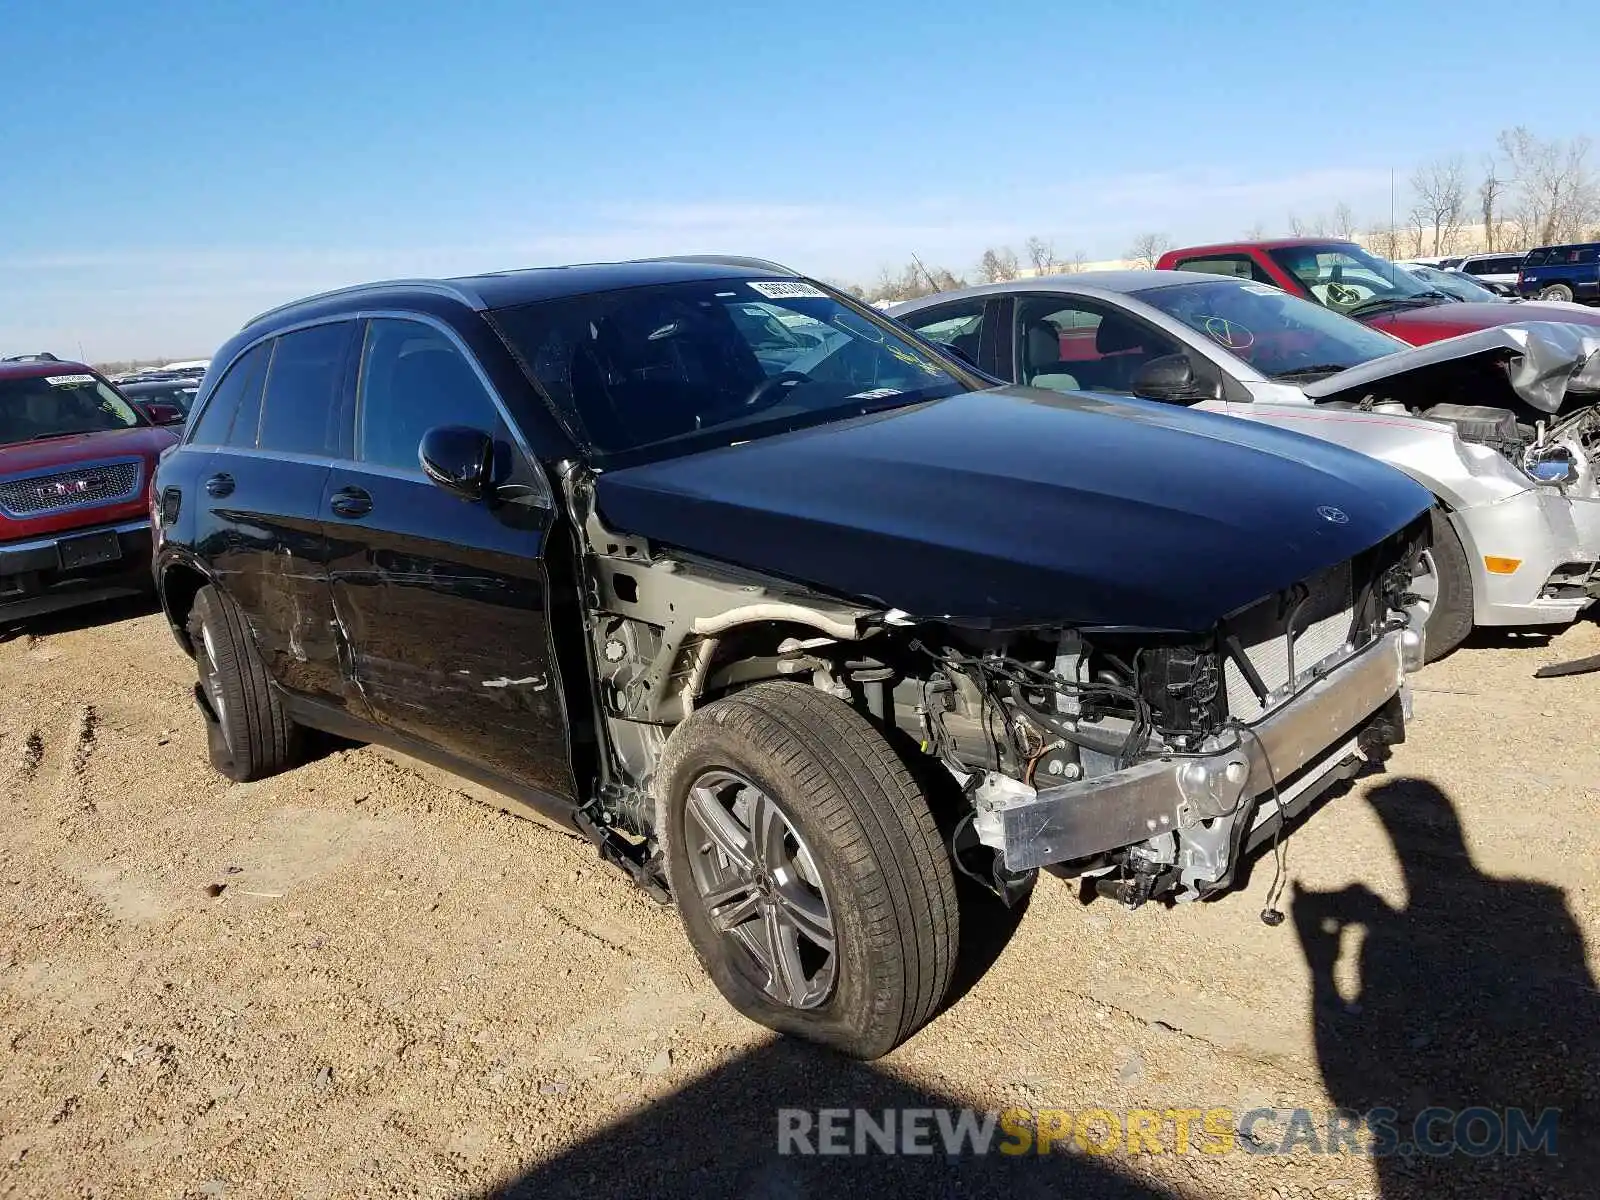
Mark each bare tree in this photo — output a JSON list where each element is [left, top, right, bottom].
[[977, 245, 1021, 283], [1126, 232, 1172, 269], [1408, 156, 1467, 255], [1478, 155, 1510, 252], [1242, 220, 1268, 240], [1068, 249, 1088, 273], [1499, 126, 1599, 245], [1366, 223, 1404, 260], [1288, 212, 1328, 237], [1331, 202, 1358, 240], [1024, 236, 1057, 275], [867, 259, 968, 303]]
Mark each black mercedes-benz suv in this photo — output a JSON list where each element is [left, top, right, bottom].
[[153, 255, 1430, 1056]]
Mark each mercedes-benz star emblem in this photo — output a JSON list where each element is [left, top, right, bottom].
[[1317, 505, 1349, 525]]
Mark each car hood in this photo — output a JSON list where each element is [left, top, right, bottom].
[[0, 424, 179, 475], [595, 387, 1431, 631], [1304, 321, 1600, 413], [1365, 300, 1600, 344]]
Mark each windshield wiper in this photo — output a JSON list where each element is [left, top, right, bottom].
[[28, 430, 87, 442], [1346, 294, 1447, 317], [1270, 364, 1352, 381]]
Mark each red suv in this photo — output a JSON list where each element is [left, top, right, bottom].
[[1156, 238, 1600, 345], [1, 357, 181, 622]]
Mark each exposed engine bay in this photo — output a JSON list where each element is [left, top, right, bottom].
[[1309, 322, 1600, 495], [560, 466, 1428, 911]]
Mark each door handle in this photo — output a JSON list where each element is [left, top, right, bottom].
[[204, 473, 234, 498], [329, 486, 373, 519]]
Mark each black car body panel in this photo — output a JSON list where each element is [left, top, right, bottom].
[[595, 385, 1434, 631]]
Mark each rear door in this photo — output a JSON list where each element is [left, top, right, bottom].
[[322, 316, 575, 801], [190, 322, 357, 711]]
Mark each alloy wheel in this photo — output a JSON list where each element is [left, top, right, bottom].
[[683, 769, 837, 1010]]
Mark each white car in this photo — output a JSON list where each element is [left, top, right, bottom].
[[892, 272, 1600, 659], [1453, 253, 1527, 292]]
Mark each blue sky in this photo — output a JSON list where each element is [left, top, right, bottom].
[[1, 0, 1592, 360]]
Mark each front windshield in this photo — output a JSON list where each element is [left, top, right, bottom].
[[1266, 242, 1446, 315], [1405, 264, 1499, 302], [1131, 278, 1410, 380], [491, 278, 974, 462], [0, 372, 144, 447]]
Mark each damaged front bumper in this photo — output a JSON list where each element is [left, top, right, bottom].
[[971, 626, 1418, 896], [1451, 488, 1600, 626]]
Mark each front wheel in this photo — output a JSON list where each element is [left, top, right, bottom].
[[657, 682, 959, 1059], [188, 585, 302, 781], [1538, 283, 1576, 303], [1413, 507, 1474, 662]]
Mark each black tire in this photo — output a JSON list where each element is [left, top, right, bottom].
[[1538, 283, 1576, 303], [1422, 506, 1474, 662], [657, 681, 958, 1059], [187, 585, 301, 781]]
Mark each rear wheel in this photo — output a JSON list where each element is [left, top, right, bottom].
[[188, 585, 302, 781], [1538, 283, 1576, 303], [658, 681, 958, 1059], [1414, 506, 1474, 662]]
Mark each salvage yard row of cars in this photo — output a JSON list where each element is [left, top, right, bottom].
[[2, 245, 1598, 1059]]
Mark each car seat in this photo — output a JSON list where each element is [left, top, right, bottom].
[[1022, 320, 1079, 392]]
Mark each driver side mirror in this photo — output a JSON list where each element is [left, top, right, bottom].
[[419, 425, 495, 501], [1131, 354, 1221, 404], [139, 400, 186, 426]]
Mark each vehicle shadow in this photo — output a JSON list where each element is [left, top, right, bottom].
[[480, 1038, 1167, 1199], [1291, 776, 1599, 1198], [0, 591, 160, 644]]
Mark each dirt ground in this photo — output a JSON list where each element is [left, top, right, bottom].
[[1, 599, 1596, 1200]]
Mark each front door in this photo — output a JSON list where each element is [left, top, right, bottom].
[[322, 316, 575, 802]]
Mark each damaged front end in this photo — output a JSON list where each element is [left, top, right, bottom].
[[565, 449, 1429, 909], [937, 518, 1427, 904], [1303, 322, 1600, 619]]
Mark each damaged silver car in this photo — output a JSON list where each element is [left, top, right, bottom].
[[895, 274, 1600, 658]]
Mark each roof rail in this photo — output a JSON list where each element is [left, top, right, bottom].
[[243, 278, 484, 329], [630, 254, 798, 274], [1, 351, 62, 363]]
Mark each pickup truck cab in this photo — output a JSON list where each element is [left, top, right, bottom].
[[1, 359, 179, 622], [1158, 238, 1600, 345], [1517, 242, 1600, 305]]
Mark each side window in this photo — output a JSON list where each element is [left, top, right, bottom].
[[1172, 255, 1275, 286], [1576, 248, 1599, 265], [1015, 296, 1184, 397], [357, 319, 499, 473], [900, 299, 986, 365], [1523, 249, 1548, 267], [187, 342, 269, 447], [257, 322, 354, 458]]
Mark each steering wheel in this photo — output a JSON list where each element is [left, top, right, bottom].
[[1323, 281, 1362, 307], [742, 371, 810, 410]]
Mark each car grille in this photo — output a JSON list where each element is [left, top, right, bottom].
[[1223, 562, 1355, 720], [0, 460, 142, 517]]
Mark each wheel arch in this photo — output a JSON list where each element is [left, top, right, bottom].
[[157, 556, 213, 657]]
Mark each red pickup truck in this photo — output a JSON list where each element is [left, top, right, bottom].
[[1, 358, 180, 623], [1156, 238, 1600, 345]]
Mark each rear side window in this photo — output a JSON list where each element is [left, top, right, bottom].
[[1171, 255, 1276, 285], [356, 319, 499, 472], [1576, 247, 1599, 265], [257, 322, 354, 457], [900, 298, 987, 361], [188, 342, 269, 447], [1523, 249, 1549, 267]]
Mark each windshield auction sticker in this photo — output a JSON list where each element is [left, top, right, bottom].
[[45, 374, 97, 386], [748, 280, 828, 300]]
